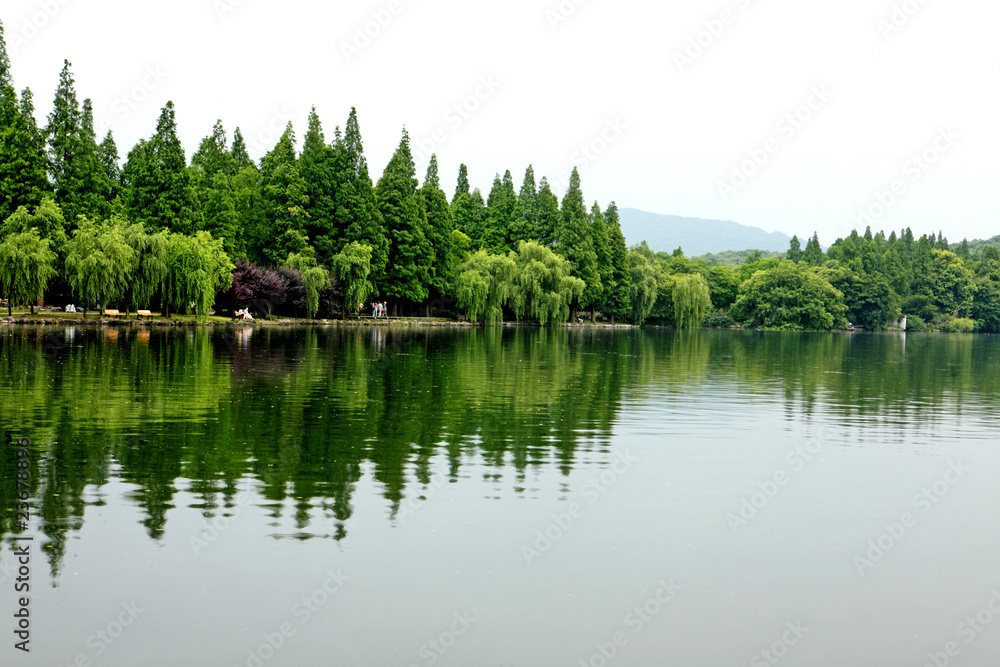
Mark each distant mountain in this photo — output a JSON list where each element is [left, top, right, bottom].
[[618, 208, 792, 257]]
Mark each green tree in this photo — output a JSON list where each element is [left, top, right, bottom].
[[627, 247, 658, 325], [300, 107, 340, 265], [455, 249, 515, 325], [162, 231, 234, 320], [453, 163, 470, 200], [603, 202, 631, 322], [509, 240, 585, 325], [331, 241, 374, 318], [122, 222, 168, 316], [482, 173, 513, 253], [731, 262, 847, 330], [802, 232, 824, 266], [672, 273, 712, 328], [512, 166, 537, 245], [786, 235, 802, 262], [824, 267, 895, 330], [0, 87, 51, 219], [420, 155, 457, 295], [556, 168, 599, 314], [0, 228, 57, 315], [335, 108, 387, 286], [253, 123, 310, 264], [452, 187, 486, 246], [123, 102, 198, 234], [375, 128, 433, 309], [203, 171, 242, 257], [589, 202, 612, 318], [534, 177, 560, 247], [45, 61, 86, 221], [65, 216, 135, 315], [285, 251, 330, 320]]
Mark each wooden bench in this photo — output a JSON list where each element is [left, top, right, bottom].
[[103, 309, 122, 319], [136, 310, 153, 320]]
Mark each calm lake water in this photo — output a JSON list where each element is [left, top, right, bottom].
[[2, 325, 1000, 666]]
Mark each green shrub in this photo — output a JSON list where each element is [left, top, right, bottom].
[[940, 317, 976, 333], [905, 314, 928, 331]]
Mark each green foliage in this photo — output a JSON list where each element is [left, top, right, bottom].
[[375, 128, 433, 305], [331, 241, 374, 316], [695, 249, 784, 267], [336, 108, 387, 286], [455, 249, 515, 325], [65, 216, 135, 312], [0, 87, 51, 219], [940, 317, 976, 333], [731, 262, 847, 330], [253, 123, 310, 264], [421, 155, 457, 294], [163, 231, 234, 320], [0, 228, 57, 315], [786, 235, 802, 262], [604, 202, 631, 321], [509, 241, 585, 325], [672, 273, 712, 328], [123, 222, 168, 311], [823, 267, 896, 330], [556, 168, 599, 309], [802, 232, 824, 266], [628, 248, 658, 325]]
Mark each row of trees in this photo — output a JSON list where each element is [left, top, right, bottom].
[[1, 22, 998, 329]]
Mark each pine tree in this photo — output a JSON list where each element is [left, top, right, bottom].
[[589, 201, 612, 317], [604, 202, 631, 322], [335, 108, 387, 286], [191, 120, 235, 178], [556, 167, 599, 312], [299, 107, 339, 265], [534, 177, 560, 247], [512, 165, 537, 244], [482, 173, 511, 253], [375, 128, 433, 309], [46, 61, 86, 221], [786, 235, 802, 262], [204, 171, 242, 258], [123, 102, 198, 234], [452, 187, 486, 247], [253, 122, 309, 264], [231, 127, 254, 171], [0, 87, 50, 219], [454, 163, 470, 201], [421, 154, 457, 295], [98, 130, 121, 200], [802, 232, 824, 266], [76, 98, 113, 218]]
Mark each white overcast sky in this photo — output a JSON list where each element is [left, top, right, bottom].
[[4, 0, 999, 243]]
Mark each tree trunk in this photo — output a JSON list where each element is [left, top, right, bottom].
[[30, 304, 34, 315]]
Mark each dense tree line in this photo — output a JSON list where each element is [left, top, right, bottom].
[[1, 25, 998, 329]]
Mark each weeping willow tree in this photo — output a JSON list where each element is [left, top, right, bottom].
[[123, 222, 168, 316], [455, 249, 515, 324], [0, 228, 57, 316], [163, 230, 234, 320], [285, 247, 332, 320], [628, 249, 658, 325], [672, 273, 712, 328], [65, 216, 135, 315], [331, 241, 374, 318], [509, 241, 585, 325]]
